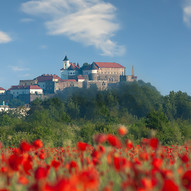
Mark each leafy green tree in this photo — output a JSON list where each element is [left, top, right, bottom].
[[163, 91, 191, 120], [163, 91, 177, 120], [145, 110, 169, 130], [117, 81, 162, 117], [66, 98, 80, 119]]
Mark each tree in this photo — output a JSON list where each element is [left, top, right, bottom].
[[145, 110, 169, 130]]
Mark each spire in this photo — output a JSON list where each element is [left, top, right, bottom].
[[63, 56, 69, 61], [91, 62, 98, 70], [132, 66, 134, 77]]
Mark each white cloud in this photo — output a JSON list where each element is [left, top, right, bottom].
[[0, 31, 12, 43], [21, 0, 125, 56], [9, 65, 30, 72], [183, 0, 191, 27]]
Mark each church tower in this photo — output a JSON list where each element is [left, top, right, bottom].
[[63, 56, 70, 69], [132, 66, 134, 77], [61, 56, 70, 79]]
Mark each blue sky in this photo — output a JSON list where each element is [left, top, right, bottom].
[[0, 0, 191, 95]]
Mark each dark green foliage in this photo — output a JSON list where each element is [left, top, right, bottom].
[[163, 91, 191, 120], [145, 110, 169, 130], [116, 81, 162, 117], [0, 80, 191, 147], [8, 98, 25, 107]]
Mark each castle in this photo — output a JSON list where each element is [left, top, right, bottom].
[[0, 56, 137, 104]]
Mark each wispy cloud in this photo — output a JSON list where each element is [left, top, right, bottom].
[[9, 65, 30, 72], [20, 18, 34, 23], [39, 44, 48, 49], [183, 0, 191, 27], [21, 0, 125, 56], [0, 31, 12, 43]]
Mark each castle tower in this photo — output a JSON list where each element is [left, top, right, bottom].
[[61, 56, 70, 79], [89, 63, 98, 81], [63, 56, 70, 69]]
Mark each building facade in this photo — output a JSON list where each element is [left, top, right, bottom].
[[8, 85, 43, 97], [0, 87, 5, 94], [60, 56, 136, 86]]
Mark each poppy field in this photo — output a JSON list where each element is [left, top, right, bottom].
[[0, 126, 191, 191]]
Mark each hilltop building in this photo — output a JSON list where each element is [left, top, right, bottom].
[[0, 87, 5, 94], [60, 56, 127, 82], [0, 56, 137, 104], [17, 56, 137, 95], [59, 56, 136, 91], [8, 85, 43, 98]]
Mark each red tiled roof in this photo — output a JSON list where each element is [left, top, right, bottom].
[[68, 63, 80, 70], [77, 75, 84, 79], [0, 87, 5, 91], [30, 85, 42, 89], [60, 79, 77, 82], [36, 74, 61, 82], [94, 62, 125, 69], [9, 85, 42, 90]]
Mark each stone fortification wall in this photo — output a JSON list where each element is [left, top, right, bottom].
[[97, 68, 125, 83], [84, 80, 108, 90], [30, 94, 55, 103], [19, 79, 37, 86], [97, 74, 121, 83], [55, 81, 83, 92], [97, 68, 125, 75], [120, 75, 137, 82]]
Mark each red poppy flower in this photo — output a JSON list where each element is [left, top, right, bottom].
[[77, 142, 88, 151], [94, 134, 107, 144], [125, 139, 134, 149], [33, 139, 43, 148], [20, 141, 31, 152], [39, 152, 45, 160], [53, 178, 77, 191], [78, 168, 99, 190], [182, 170, 191, 189], [162, 179, 179, 191], [118, 126, 127, 136], [51, 160, 61, 170], [107, 134, 122, 148], [8, 154, 23, 171], [150, 138, 159, 149], [18, 176, 29, 185], [23, 160, 32, 175], [152, 158, 163, 169], [35, 167, 49, 180], [180, 154, 189, 163], [113, 156, 126, 171]]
